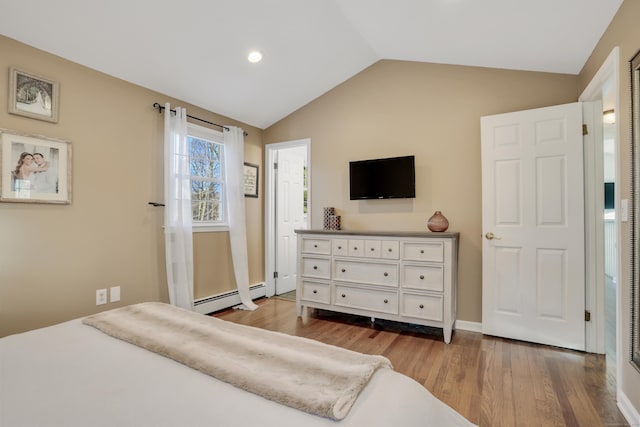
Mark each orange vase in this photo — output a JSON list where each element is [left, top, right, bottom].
[[427, 211, 449, 232]]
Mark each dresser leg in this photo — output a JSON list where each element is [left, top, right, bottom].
[[444, 327, 452, 344], [297, 304, 306, 317]]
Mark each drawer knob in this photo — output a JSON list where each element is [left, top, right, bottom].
[[420, 249, 424, 254], [338, 246, 342, 250], [419, 304, 424, 309], [420, 275, 425, 280], [353, 247, 358, 251], [341, 268, 346, 273], [370, 247, 375, 251], [313, 265, 318, 270], [314, 244, 318, 248], [383, 272, 389, 277], [388, 248, 392, 252], [384, 299, 388, 304], [341, 293, 346, 298], [313, 290, 318, 294]]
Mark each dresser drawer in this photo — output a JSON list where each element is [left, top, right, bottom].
[[335, 284, 398, 315], [381, 240, 399, 259], [401, 292, 443, 321], [334, 259, 398, 287], [300, 280, 331, 304], [301, 257, 331, 279], [402, 241, 444, 262], [302, 238, 331, 255], [348, 239, 364, 257], [402, 264, 444, 292], [364, 240, 382, 258], [333, 239, 348, 256]]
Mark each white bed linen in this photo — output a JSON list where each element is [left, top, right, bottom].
[[0, 318, 475, 427]]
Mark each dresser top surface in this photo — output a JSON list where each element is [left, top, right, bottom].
[[295, 229, 459, 239]]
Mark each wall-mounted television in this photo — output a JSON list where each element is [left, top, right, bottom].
[[349, 155, 415, 200]]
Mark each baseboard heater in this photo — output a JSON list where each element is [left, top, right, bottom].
[[194, 283, 266, 315]]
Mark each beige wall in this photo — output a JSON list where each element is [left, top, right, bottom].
[[578, 0, 640, 415], [0, 36, 264, 337], [264, 60, 579, 323]]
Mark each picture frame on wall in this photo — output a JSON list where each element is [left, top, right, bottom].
[[243, 162, 259, 198], [0, 129, 72, 204], [8, 67, 60, 123]]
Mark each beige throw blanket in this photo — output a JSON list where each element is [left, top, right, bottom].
[[83, 302, 392, 420]]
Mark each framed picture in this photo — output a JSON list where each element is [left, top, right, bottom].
[[0, 129, 72, 204], [243, 162, 259, 198], [8, 67, 59, 123]]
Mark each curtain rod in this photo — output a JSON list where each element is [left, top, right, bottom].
[[152, 103, 248, 136]]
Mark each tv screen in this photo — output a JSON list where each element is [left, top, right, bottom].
[[349, 155, 415, 200], [604, 182, 614, 209]]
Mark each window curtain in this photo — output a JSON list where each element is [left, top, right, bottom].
[[163, 103, 194, 310], [224, 126, 258, 311]]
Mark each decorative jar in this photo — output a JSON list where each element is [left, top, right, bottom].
[[427, 211, 449, 232]]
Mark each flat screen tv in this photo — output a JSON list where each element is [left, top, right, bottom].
[[349, 155, 415, 200]]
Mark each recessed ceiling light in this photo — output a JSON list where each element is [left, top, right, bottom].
[[248, 51, 263, 63]]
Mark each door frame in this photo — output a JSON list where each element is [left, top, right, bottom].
[[581, 99, 606, 353], [579, 47, 620, 359], [264, 138, 311, 297]]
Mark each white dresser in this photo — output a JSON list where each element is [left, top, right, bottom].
[[295, 230, 459, 343]]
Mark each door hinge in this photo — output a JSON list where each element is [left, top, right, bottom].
[[273, 162, 278, 169], [582, 124, 588, 136], [585, 310, 591, 322], [273, 271, 278, 279]]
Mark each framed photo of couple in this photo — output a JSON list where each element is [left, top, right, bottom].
[[0, 129, 72, 204]]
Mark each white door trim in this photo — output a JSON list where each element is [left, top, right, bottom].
[[581, 100, 605, 354], [264, 139, 311, 297], [579, 45, 621, 375]]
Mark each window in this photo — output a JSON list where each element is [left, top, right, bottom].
[[187, 123, 227, 231]]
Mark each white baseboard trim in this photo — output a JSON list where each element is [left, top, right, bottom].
[[618, 390, 640, 427], [455, 320, 482, 333], [193, 283, 266, 315]]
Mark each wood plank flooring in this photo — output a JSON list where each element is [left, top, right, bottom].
[[214, 297, 628, 427]]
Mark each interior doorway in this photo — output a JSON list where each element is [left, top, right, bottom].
[[265, 139, 310, 297], [579, 47, 620, 376], [603, 112, 617, 361]]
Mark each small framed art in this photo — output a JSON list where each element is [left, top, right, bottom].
[[0, 129, 72, 204], [243, 162, 259, 198], [8, 67, 60, 123]]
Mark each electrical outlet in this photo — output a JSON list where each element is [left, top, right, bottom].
[[96, 288, 107, 305], [110, 286, 121, 303]]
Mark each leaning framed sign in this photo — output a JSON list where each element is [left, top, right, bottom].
[[243, 162, 259, 198], [0, 129, 72, 204]]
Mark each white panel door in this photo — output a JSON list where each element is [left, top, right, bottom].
[[275, 145, 307, 294], [481, 102, 585, 351]]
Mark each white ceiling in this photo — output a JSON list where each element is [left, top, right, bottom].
[[0, 0, 623, 129]]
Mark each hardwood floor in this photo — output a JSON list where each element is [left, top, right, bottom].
[[214, 297, 628, 427]]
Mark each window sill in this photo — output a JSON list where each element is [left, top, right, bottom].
[[193, 224, 229, 233]]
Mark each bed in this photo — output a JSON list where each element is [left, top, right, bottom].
[[0, 302, 475, 427]]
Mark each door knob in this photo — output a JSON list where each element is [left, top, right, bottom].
[[485, 232, 501, 240]]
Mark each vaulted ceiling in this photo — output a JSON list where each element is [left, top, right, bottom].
[[0, 0, 623, 129]]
